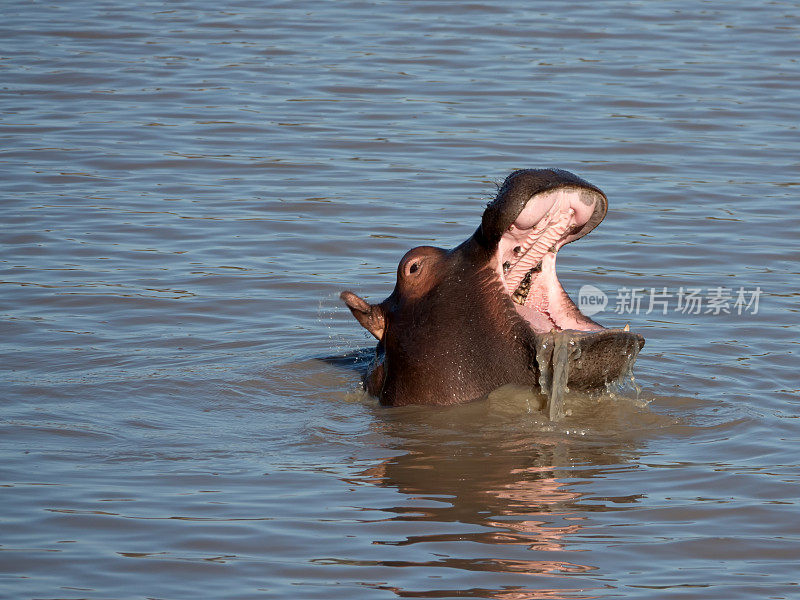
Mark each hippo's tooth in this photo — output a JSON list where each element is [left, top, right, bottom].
[[512, 270, 533, 305]]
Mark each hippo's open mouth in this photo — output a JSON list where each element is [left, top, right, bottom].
[[494, 186, 608, 335]]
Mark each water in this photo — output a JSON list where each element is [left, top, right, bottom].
[[2, 1, 799, 598], [535, 331, 574, 422]]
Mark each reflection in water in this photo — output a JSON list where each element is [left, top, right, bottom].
[[342, 393, 656, 598]]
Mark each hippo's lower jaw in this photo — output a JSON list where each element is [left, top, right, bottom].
[[489, 183, 645, 395]]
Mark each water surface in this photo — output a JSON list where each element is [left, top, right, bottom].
[[2, 1, 799, 598]]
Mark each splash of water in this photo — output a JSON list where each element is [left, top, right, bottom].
[[535, 330, 582, 421], [318, 293, 368, 358], [605, 339, 643, 397]]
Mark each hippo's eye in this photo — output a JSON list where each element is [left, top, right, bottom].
[[409, 262, 419, 274]]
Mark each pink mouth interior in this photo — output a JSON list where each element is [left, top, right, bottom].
[[495, 187, 605, 334]]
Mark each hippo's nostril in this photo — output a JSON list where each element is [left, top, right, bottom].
[[503, 261, 511, 273], [513, 246, 522, 255]]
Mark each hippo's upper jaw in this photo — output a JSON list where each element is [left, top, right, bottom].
[[341, 169, 645, 408]]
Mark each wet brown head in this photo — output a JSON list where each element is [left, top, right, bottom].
[[341, 169, 645, 407]]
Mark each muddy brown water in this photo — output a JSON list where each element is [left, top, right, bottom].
[[2, 2, 799, 599]]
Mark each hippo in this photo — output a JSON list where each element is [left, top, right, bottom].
[[341, 169, 644, 411]]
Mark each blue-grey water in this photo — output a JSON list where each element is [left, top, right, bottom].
[[2, 2, 799, 599]]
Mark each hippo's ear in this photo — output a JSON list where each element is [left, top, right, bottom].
[[340, 291, 385, 340]]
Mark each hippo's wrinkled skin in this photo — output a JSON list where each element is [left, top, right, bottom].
[[341, 169, 644, 407]]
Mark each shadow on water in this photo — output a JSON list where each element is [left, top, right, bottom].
[[317, 347, 376, 375]]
